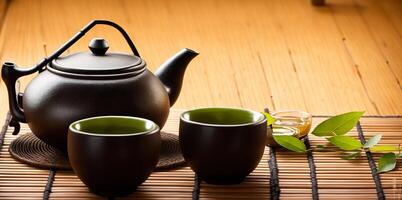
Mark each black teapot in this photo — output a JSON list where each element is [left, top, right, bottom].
[[2, 20, 198, 151]]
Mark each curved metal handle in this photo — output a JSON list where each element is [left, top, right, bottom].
[[85, 20, 140, 57], [19, 20, 141, 76], [57, 20, 140, 60]]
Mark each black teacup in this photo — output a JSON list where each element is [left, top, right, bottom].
[[179, 108, 267, 185], [68, 116, 161, 197]]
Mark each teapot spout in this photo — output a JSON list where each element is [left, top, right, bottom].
[[155, 48, 198, 106]]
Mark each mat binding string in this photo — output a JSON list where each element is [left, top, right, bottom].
[[357, 121, 385, 200], [304, 136, 319, 200], [192, 174, 201, 200]]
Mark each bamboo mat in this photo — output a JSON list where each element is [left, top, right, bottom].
[[0, 109, 401, 199]]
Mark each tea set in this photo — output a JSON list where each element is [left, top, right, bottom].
[[1, 20, 310, 197], [2, 20, 198, 151]]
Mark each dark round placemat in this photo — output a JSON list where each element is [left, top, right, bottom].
[[157, 132, 186, 170], [9, 132, 185, 170], [9, 133, 70, 169]]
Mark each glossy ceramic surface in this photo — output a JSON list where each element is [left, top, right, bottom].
[[68, 116, 161, 197], [1, 20, 198, 151], [24, 67, 169, 151], [179, 108, 267, 184]]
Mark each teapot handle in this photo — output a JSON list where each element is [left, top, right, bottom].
[[1, 20, 140, 134], [1, 62, 29, 135], [42, 20, 140, 71], [10, 20, 141, 77], [57, 20, 141, 58]]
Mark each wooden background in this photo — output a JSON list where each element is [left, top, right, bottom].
[[0, 0, 401, 125]]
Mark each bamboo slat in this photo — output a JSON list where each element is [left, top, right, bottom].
[[330, 0, 402, 115], [270, 0, 378, 115], [353, 0, 402, 87], [379, 0, 402, 43], [0, 0, 7, 27]]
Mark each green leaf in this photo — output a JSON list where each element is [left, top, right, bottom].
[[263, 112, 275, 126], [316, 144, 326, 149], [363, 134, 382, 148], [370, 145, 400, 152], [312, 111, 364, 136], [341, 151, 361, 160], [327, 135, 362, 150], [273, 135, 306, 153], [377, 153, 396, 173]]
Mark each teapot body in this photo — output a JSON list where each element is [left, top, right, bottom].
[[23, 68, 170, 151]]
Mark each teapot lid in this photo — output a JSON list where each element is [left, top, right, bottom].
[[50, 38, 144, 74]]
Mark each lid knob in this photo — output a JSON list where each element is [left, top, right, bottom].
[[88, 38, 109, 56]]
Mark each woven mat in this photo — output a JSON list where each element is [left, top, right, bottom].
[[0, 110, 401, 200], [8, 131, 185, 170]]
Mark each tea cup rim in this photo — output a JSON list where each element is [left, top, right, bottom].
[[69, 115, 160, 137], [180, 107, 267, 128]]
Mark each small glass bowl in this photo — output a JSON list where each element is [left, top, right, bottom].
[[271, 110, 312, 138]]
